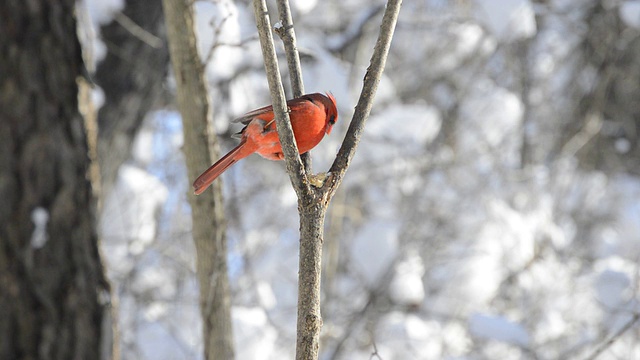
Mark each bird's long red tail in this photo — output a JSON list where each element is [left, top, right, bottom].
[[193, 142, 246, 195]]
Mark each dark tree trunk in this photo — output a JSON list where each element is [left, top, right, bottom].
[[0, 1, 110, 359], [95, 0, 170, 195]]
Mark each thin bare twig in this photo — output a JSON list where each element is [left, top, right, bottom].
[[114, 12, 163, 48], [203, 35, 258, 65], [252, 0, 309, 198], [325, 0, 403, 202], [328, 5, 385, 53], [370, 340, 383, 360], [584, 313, 640, 360], [201, 6, 260, 66], [203, 11, 233, 64], [275, 0, 312, 170], [274, 0, 305, 97]]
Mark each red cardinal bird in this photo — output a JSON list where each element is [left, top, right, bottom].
[[193, 92, 338, 195]]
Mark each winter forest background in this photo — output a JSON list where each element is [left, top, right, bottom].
[[83, 0, 639, 358]]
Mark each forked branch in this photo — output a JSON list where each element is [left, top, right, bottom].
[[251, 1, 402, 359]]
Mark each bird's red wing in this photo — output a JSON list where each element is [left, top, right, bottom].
[[231, 97, 316, 125], [232, 104, 274, 125]]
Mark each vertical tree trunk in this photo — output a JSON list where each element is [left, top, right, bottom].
[[0, 1, 110, 359], [162, 0, 235, 359], [295, 203, 327, 359]]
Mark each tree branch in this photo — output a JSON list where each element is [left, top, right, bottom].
[[274, 0, 304, 97], [252, 0, 309, 198], [584, 313, 640, 360], [274, 0, 312, 170], [326, 0, 403, 200], [252, 2, 402, 359]]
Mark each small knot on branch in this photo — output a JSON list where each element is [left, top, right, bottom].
[[305, 313, 323, 333]]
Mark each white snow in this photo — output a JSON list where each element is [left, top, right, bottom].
[[79, 0, 125, 63], [194, 0, 245, 81], [595, 267, 631, 309], [30, 207, 49, 249], [233, 307, 278, 359], [475, 0, 537, 41], [137, 322, 193, 360], [620, 1, 640, 28], [100, 164, 168, 257], [84, 0, 124, 25], [367, 104, 441, 147], [389, 250, 425, 306], [291, 0, 318, 14], [350, 221, 399, 286], [256, 281, 277, 310], [428, 23, 496, 73], [469, 313, 530, 346], [299, 48, 350, 105], [459, 81, 524, 154], [594, 256, 637, 310], [375, 312, 444, 359]]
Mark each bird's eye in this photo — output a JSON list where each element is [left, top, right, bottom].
[[329, 115, 336, 125]]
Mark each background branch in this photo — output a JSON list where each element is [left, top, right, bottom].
[[584, 313, 640, 360], [162, 0, 234, 359]]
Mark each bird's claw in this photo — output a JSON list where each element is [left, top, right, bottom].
[[308, 172, 329, 188]]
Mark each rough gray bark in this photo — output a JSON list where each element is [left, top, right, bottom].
[[294, 203, 327, 360], [161, 0, 234, 359], [95, 0, 170, 196], [0, 1, 110, 359], [275, 0, 312, 170], [252, 0, 402, 358]]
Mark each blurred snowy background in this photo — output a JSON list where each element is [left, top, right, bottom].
[[81, 0, 640, 359]]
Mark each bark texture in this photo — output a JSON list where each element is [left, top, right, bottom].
[[295, 204, 327, 359], [0, 1, 109, 359], [162, 0, 234, 359]]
